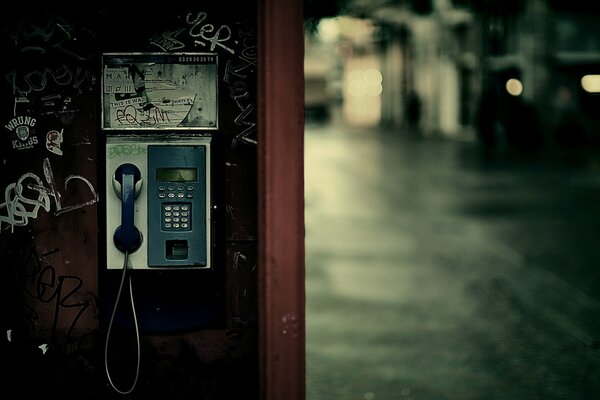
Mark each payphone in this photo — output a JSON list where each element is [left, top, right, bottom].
[[103, 135, 213, 394], [105, 135, 212, 270], [101, 52, 219, 393]]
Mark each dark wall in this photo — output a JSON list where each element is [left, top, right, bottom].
[[0, 5, 258, 399]]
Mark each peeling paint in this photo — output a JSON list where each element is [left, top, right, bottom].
[[281, 312, 300, 338]]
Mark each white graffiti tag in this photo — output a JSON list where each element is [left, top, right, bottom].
[[0, 158, 98, 232]]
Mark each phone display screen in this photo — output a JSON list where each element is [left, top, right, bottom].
[[156, 168, 198, 182]]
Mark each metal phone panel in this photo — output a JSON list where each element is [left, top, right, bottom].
[[147, 145, 207, 267], [105, 135, 211, 270]]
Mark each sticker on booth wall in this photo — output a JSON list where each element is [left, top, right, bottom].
[[103, 67, 137, 94], [4, 115, 39, 151], [46, 129, 64, 156], [101, 53, 218, 130]]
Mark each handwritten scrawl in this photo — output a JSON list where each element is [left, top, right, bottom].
[[46, 129, 64, 155]]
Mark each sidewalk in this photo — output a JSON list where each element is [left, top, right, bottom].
[[304, 122, 600, 400]]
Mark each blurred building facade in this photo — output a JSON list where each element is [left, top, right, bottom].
[[305, 0, 600, 153]]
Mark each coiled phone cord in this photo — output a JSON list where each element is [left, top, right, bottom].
[[104, 251, 141, 395]]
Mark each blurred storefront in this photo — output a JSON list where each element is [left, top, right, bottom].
[[305, 0, 600, 155]]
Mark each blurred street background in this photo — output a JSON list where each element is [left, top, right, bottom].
[[303, 1, 600, 399]]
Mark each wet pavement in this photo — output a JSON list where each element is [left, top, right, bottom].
[[304, 122, 600, 400]]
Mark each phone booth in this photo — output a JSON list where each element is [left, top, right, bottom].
[[100, 53, 219, 392], [0, 2, 304, 399]]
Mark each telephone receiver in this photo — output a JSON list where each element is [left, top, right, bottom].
[[112, 163, 143, 253]]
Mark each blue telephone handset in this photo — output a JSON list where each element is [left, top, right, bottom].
[[107, 163, 143, 394], [112, 163, 143, 253]]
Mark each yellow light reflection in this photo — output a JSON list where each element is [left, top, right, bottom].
[[505, 78, 523, 96], [581, 75, 600, 93], [317, 18, 339, 42], [364, 69, 383, 85], [347, 68, 383, 97]]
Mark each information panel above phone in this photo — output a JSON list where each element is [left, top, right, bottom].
[[101, 53, 218, 131]]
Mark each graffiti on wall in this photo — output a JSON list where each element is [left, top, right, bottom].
[[0, 10, 99, 346], [5, 65, 96, 97], [147, 10, 257, 146], [1, 8, 258, 346], [0, 157, 98, 233], [225, 19, 257, 147], [6, 13, 95, 61], [6, 244, 93, 344]]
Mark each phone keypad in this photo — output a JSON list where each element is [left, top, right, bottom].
[[158, 184, 195, 231], [161, 204, 191, 231]]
